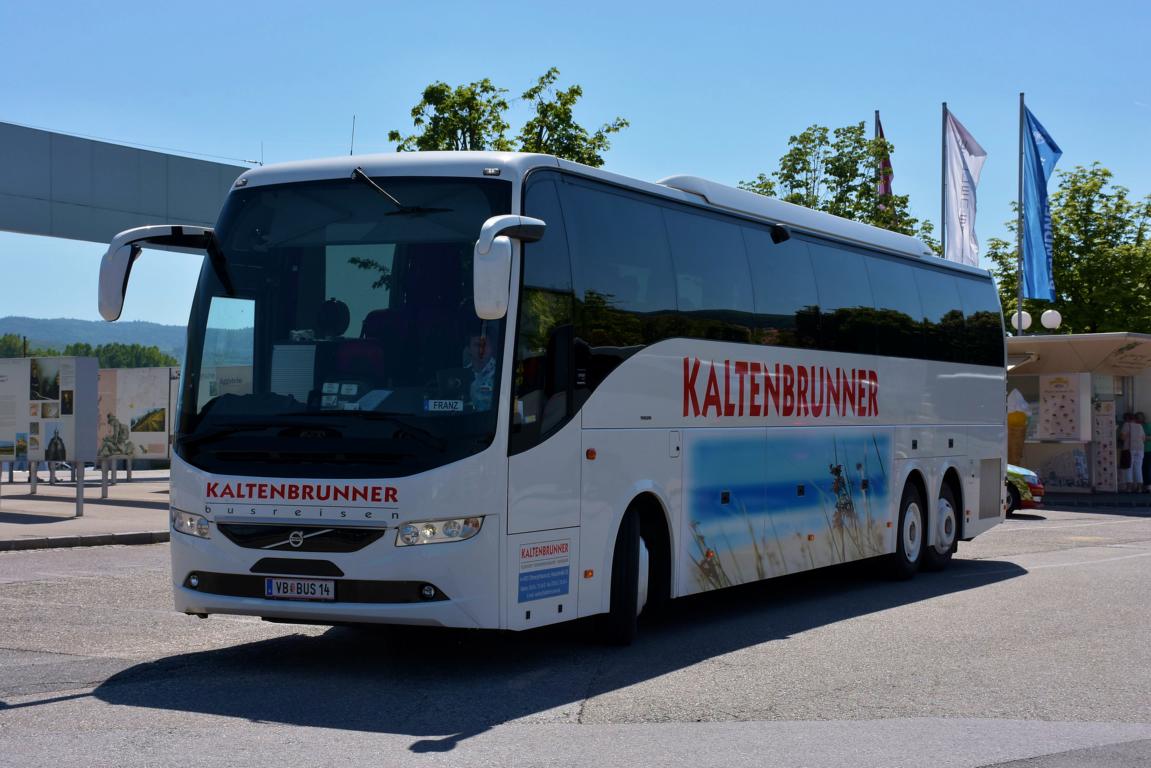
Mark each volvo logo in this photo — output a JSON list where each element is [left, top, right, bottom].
[[288, 531, 305, 548]]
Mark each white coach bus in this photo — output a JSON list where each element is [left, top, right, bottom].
[[98, 152, 1006, 644]]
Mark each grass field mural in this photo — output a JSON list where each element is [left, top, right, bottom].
[[687, 430, 893, 592]]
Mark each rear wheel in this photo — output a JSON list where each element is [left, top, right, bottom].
[[888, 484, 924, 580], [600, 510, 649, 646], [922, 484, 958, 571]]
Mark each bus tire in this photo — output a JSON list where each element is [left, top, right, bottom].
[[600, 509, 646, 646], [888, 483, 924, 580], [922, 483, 958, 571]]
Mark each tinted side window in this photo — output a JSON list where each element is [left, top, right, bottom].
[[664, 208, 755, 343], [744, 227, 819, 349], [560, 178, 678, 392], [808, 240, 877, 354], [956, 276, 1004, 367], [865, 256, 925, 359], [914, 268, 966, 363], [511, 175, 576, 455]]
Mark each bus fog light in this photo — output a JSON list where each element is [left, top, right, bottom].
[[189, 574, 200, 588], [171, 508, 211, 539], [395, 517, 484, 546], [420, 585, 436, 600]]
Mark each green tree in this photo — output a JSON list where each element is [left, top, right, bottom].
[[0, 334, 56, 357], [516, 67, 629, 167], [86, 343, 178, 368], [986, 163, 1151, 334], [0, 337, 176, 366], [740, 122, 939, 251], [390, 68, 628, 168], [388, 78, 513, 152]]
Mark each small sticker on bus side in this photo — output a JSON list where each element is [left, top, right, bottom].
[[517, 539, 571, 603]]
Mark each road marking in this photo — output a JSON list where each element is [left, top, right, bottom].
[[997, 518, 1149, 533], [1027, 550, 1151, 570]]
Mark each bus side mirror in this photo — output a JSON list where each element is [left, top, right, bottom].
[[99, 241, 142, 322], [473, 215, 547, 320], [98, 224, 218, 321]]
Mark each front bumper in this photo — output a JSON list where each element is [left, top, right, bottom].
[[170, 521, 500, 628]]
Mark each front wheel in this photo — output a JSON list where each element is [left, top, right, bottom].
[[1006, 484, 1021, 515], [888, 484, 924, 580], [922, 484, 958, 571], [599, 510, 649, 646]]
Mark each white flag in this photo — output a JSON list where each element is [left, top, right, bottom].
[[943, 111, 988, 267]]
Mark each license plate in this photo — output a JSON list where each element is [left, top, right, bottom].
[[264, 577, 335, 601]]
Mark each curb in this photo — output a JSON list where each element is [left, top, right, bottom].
[[0, 531, 170, 552]]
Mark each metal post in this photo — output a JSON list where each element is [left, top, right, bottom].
[[941, 102, 948, 259], [29, 460, 37, 495], [75, 464, 84, 517], [1017, 92, 1026, 336], [126, 456, 133, 482], [101, 460, 109, 499]]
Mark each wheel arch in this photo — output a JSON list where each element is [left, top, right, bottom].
[[940, 465, 965, 540]]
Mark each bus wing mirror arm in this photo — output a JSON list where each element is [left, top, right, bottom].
[[473, 216, 547, 321], [98, 224, 220, 322]]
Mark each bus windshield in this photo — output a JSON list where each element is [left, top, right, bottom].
[[175, 175, 512, 478]]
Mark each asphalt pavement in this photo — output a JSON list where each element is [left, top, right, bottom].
[[0, 503, 1150, 767]]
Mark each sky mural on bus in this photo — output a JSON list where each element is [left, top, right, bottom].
[[687, 430, 893, 591]]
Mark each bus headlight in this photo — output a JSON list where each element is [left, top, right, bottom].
[[396, 517, 483, 546], [171, 508, 211, 539]]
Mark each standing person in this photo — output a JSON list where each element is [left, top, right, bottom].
[[1118, 413, 1135, 492], [1128, 414, 1145, 493], [1139, 412, 1151, 493], [1120, 412, 1145, 492]]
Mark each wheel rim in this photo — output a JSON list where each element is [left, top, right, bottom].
[[935, 496, 957, 553], [903, 502, 922, 563]]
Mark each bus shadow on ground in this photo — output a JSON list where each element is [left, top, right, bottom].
[[94, 557, 1024, 752]]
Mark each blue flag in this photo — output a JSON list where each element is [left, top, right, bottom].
[[1022, 107, 1062, 300]]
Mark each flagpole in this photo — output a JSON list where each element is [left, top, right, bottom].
[[941, 102, 947, 258], [1017, 92, 1026, 336]]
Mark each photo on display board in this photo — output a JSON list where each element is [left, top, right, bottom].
[[29, 422, 39, 436], [28, 436, 40, 451], [15, 433, 27, 460], [61, 390, 74, 415], [29, 359, 61, 401], [41, 402, 60, 419], [130, 407, 166, 433], [43, 422, 66, 462], [28, 403, 38, 417], [0, 440, 13, 459]]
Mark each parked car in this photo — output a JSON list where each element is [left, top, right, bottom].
[[1006, 464, 1045, 514]]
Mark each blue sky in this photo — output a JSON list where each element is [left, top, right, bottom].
[[2, 0, 1148, 326]]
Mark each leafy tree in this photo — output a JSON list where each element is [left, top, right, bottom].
[[517, 68, 629, 167], [388, 78, 513, 152], [986, 163, 1151, 334], [79, 343, 179, 368], [0, 334, 52, 357], [740, 122, 939, 251], [390, 68, 628, 168], [2, 338, 177, 367]]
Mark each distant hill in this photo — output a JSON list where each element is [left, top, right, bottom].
[[0, 316, 187, 360]]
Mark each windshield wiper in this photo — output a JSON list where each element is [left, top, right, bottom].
[[350, 167, 452, 216]]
